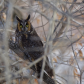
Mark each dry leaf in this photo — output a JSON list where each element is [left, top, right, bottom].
[[73, 68, 80, 78], [37, 18, 40, 24], [43, 36, 46, 41], [2, 13, 6, 21], [78, 43, 82, 46], [57, 13, 62, 20], [76, 43, 78, 47], [73, 68, 77, 76], [80, 58, 83, 61], [38, 1, 42, 7], [69, 56, 74, 65], [75, 68, 77, 73], [79, 50, 83, 57], [14, 79, 29, 84], [22, 62, 27, 67], [81, 15, 84, 18], [57, 56, 61, 60], [20, 79, 29, 84], [35, 79, 38, 84], [82, 36, 84, 39], [76, 77, 80, 81], [74, 52, 77, 56], [53, 58, 57, 62], [72, 33, 75, 36]]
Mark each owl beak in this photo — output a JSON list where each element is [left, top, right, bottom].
[[22, 27, 26, 32], [22, 28, 24, 31]]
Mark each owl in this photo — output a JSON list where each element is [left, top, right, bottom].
[[15, 15, 53, 78]]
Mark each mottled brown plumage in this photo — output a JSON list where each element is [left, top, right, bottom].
[[15, 15, 53, 78]]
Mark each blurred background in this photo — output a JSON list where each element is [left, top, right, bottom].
[[0, 0, 84, 84]]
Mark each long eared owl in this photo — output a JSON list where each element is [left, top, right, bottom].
[[15, 15, 53, 78]]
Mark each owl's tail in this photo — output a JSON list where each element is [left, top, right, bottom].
[[44, 61, 53, 77], [36, 57, 53, 78]]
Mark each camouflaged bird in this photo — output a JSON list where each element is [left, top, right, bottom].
[[15, 15, 53, 78]]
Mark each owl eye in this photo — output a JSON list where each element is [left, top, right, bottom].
[[20, 25, 22, 28], [26, 25, 29, 27]]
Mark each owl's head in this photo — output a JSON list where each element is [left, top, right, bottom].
[[16, 15, 32, 34]]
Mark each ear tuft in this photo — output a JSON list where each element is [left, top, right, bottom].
[[16, 16, 21, 22], [25, 14, 30, 21]]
